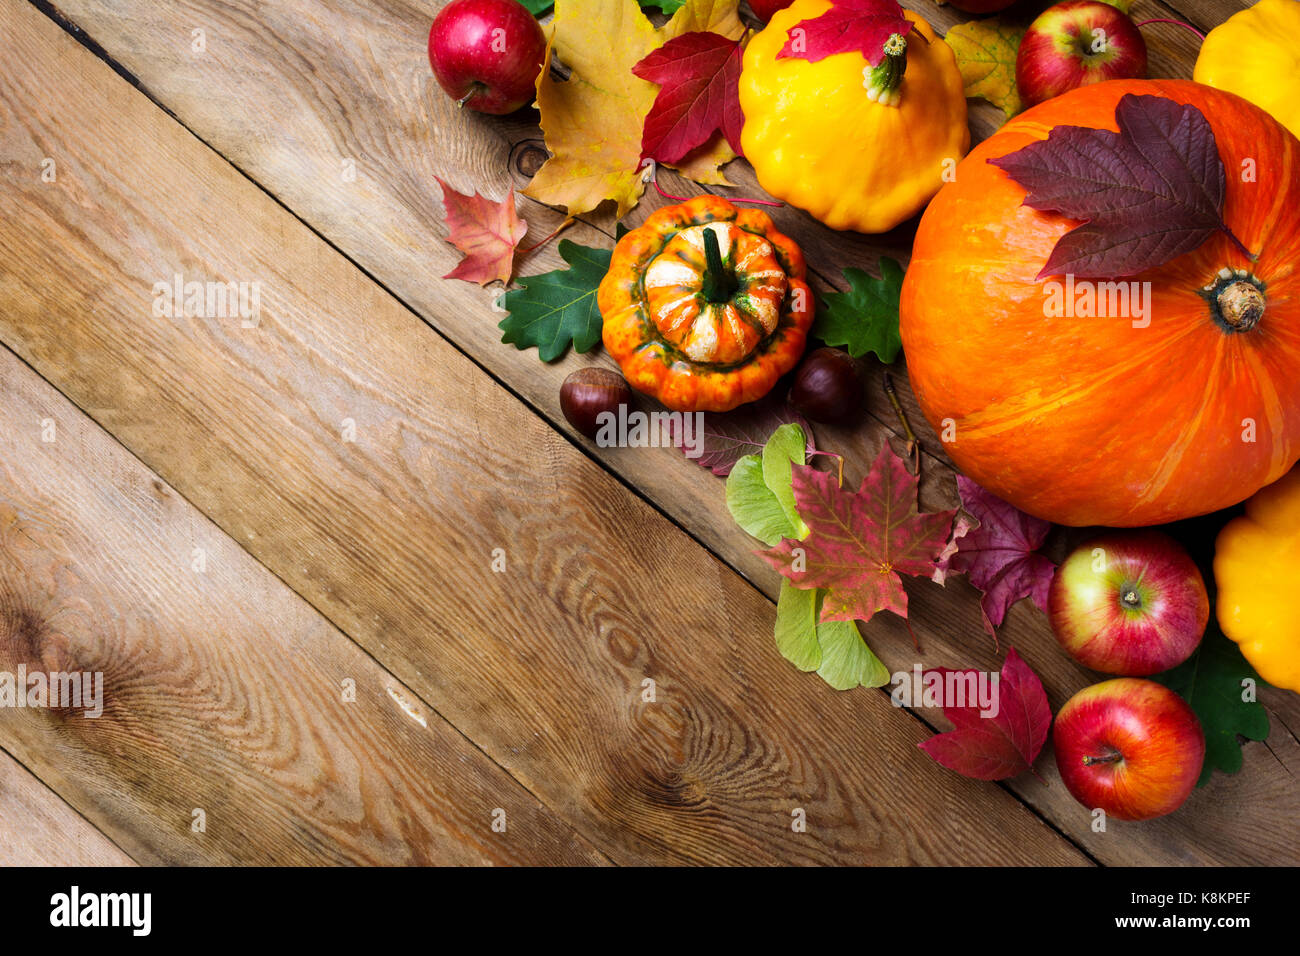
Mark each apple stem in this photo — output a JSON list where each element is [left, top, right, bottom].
[[1082, 752, 1123, 766]]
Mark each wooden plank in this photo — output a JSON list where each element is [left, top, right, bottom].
[[0, 346, 607, 866], [0, 748, 135, 866], [0, 0, 1088, 864], [41, 0, 1297, 863]]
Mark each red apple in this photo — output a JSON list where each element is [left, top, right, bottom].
[[747, 0, 796, 23], [1016, 1, 1148, 108], [428, 0, 546, 115], [1049, 531, 1208, 676], [1054, 679, 1204, 821]]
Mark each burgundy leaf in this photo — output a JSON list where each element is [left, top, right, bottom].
[[777, 0, 912, 66], [760, 443, 955, 624], [676, 395, 813, 476], [988, 93, 1245, 279], [950, 475, 1056, 642], [918, 647, 1052, 781], [633, 31, 746, 164]]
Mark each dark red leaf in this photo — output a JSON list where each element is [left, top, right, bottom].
[[633, 31, 746, 164], [988, 93, 1245, 279], [776, 0, 912, 66], [918, 647, 1052, 781], [949, 475, 1056, 643]]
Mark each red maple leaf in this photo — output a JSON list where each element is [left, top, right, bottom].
[[759, 442, 956, 624], [633, 31, 747, 165], [777, 0, 912, 66], [949, 475, 1057, 644], [437, 178, 528, 286], [917, 647, 1052, 781]]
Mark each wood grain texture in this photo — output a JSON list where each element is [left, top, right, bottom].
[[0, 0, 1088, 864], [0, 345, 606, 865], [40, 0, 1298, 864], [0, 748, 134, 866]]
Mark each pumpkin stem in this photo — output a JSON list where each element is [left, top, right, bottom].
[[700, 227, 737, 303], [1204, 270, 1266, 333], [863, 33, 907, 108]]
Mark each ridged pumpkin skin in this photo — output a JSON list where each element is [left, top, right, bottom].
[[900, 79, 1300, 527], [1194, 0, 1300, 141], [599, 195, 813, 412], [739, 3, 969, 233]]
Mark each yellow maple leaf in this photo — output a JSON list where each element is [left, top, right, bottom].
[[944, 17, 1026, 120], [526, 0, 745, 218]]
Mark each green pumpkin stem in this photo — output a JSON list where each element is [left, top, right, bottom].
[[865, 33, 908, 108], [701, 227, 737, 303]]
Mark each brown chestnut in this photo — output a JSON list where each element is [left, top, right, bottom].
[[559, 367, 633, 440], [789, 348, 864, 426]]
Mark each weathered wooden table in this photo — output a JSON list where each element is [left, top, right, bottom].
[[0, 0, 1295, 866]]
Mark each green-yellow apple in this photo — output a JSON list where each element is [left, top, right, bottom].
[[1016, 1, 1148, 108], [1049, 530, 1208, 676]]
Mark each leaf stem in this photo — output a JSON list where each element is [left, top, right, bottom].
[[883, 372, 918, 465], [637, 158, 784, 207], [517, 217, 574, 257], [1220, 223, 1257, 262], [808, 449, 845, 488], [1133, 18, 1206, 42]]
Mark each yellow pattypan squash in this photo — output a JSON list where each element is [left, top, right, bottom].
[[1194, 0, 1300, 141], [1214, 466, 1300, 693], [738, 0, 969, 234]]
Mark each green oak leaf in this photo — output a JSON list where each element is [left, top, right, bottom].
[[813, 259, 905, 364], [1153, 625, 1270, 787], [498, 239, 611, 361]]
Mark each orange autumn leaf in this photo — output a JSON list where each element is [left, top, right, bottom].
[[526, 0, 745, 217], [437, 178, 529, 286]]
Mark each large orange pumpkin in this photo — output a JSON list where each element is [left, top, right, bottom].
[[900, 79, 1300, 527]]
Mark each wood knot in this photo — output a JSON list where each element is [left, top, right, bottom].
[[0, 597, 50, 664], [509, 139, 549, 182]]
